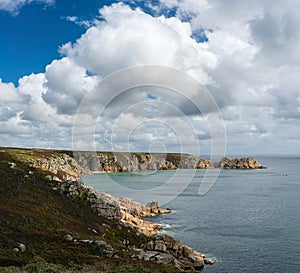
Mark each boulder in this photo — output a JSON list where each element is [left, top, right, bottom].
[[17, 243, 26, 252], [64, 234, 73, 242]]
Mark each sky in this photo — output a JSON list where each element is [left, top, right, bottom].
[[0, 0, 299, 156]]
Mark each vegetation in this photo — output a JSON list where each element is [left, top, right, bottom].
[[0, 148, 180, 272]]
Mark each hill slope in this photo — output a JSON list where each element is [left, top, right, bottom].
[[0, 148, 214, 272]]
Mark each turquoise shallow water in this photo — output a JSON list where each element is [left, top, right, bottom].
[[82, 156, 300, 273]]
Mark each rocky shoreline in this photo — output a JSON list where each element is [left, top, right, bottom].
[[74, 151, 265, 173], [0, 147, 266, 272], [54, 179, 214, 270]]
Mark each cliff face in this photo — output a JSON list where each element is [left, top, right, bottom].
[[1, 148, 88, 181], [74, 151, 264, 173], [0, 147, 214, 272], [1, 150, 178, 272], [74, 152, 185, 172], [0, 147, 266, 272], [3, 148, 264, 178]]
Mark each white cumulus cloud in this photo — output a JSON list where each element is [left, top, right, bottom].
[[61, 3, 217, 83], [0, 1, 300, 154]]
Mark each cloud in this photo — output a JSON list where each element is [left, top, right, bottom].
[[61, 3, 217, 81], [0, 1, 300, 154], [42, 57, 99, 115], [0, 79, 28, 121], [63, 16, 93, 28], [18, 73, 53, 122], [0, 79, 24, 103], [249, 0, 300, 65], [0, 0, 54, 14]]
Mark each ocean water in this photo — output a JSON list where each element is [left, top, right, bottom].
[[82, 156, 300, 273]]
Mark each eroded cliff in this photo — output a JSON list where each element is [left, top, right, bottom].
[[73, 151, 264, 173], [0, 147, 216, 272]]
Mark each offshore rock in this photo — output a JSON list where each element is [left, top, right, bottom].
[[217, 157, 265, 169]]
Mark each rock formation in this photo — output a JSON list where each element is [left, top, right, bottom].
[[54, 179, 212, 270], [216, 157, 265, 169], [0, 147, 267, 272], [1, 147, 214, 272], [73, 152, 265, 173], [134, 235, 214, 271], [53, 179, 170, 236]]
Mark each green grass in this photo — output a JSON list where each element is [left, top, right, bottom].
[[0, 148, 182, 273]]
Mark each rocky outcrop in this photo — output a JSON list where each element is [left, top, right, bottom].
[[178, 156, 211, 169], [52, 179, 214, 270], [2, 148, 267, 272], [1, 147, 216, 272], [74, 152, 179, 172], [74, 152, 217, 173], [54, 180, 121, 219], [53, 180, 170, 236], [2, 148, 266, 181], [6, 148, 89, 181], [119, 198, 171, 217], [63, 235, 116, 258], [73, 152, 265, 173], [133, 235, 214, 271], [216, 157, 265, 169]]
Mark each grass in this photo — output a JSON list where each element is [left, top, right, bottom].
[[0, 148, 182, 273], [0, 260, 177, 273]]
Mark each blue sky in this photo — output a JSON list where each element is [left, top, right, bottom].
[[0, 0, 299, 155], [0, 0, 116, 84], [0, 0, 206, 85]]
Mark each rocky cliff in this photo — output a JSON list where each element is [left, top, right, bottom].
[[4, 148, 264, 177], [0, 147, 215, 272], [0, 148, 89, 181], [0, 148, 265, 272], [73, 151, 264, 173]]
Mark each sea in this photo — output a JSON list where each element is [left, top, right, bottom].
[[81, 156, 300, 273]]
